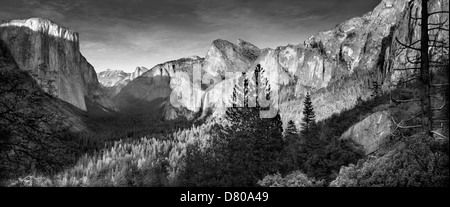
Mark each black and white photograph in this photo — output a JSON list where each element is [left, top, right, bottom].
[[0, 0, 448, 195]]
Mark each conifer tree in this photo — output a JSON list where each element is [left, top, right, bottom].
[[205, 64, 284, 186], [297, 92, 321, 169], [300, 92, 317, 138], [285, 120, 298, 138], [284, 120, 299, 170]]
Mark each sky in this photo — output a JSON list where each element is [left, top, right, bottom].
[[0, 0, 380, 73]]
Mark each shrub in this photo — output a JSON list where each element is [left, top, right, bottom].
[[258, 171, 325, 187]]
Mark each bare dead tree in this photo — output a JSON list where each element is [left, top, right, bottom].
[[392, 0, 449, 139]]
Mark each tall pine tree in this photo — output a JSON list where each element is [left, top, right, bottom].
[[300, 92, 317, 137], [210, 64, 284, 186], [283, 120, 299, 171], [297, 92, 321, 170]]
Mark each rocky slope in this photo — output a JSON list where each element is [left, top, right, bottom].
[[113, 0, 401, 121], [113, 56, 204, 116], [112, 39, 261, 118], [202, 39, 261, 84], [260, 0, 447, 153], [98, 69, 132, 88], [97, 66, 149, 97], [199, 0, 415, 122], [0, 18, 112, 112], [130, 66, 149, 80], [114, 0, 447, 153]]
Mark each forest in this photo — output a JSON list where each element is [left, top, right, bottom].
[[2, 61, 448, 187]]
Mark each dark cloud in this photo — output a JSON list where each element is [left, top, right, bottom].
[[0, 0, 380, 72]]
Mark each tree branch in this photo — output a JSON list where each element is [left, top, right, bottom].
[[432, 101, 446, 111], [396, 37, 422, 51], [428, 11, 450, 17], [428, 27, 450, 32], [394, 67, 421, 71], [431, 83, 449, 87], [391, 117, 423, 129], [431, 131, 448, 140], [391, 97, 421, 103]]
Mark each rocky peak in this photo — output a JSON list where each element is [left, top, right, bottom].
[[98, 69, 130, 88], [203, 39, 261, 81], [0, 18, 111, 111], [130, 66, 149, 80], [100, 69, 129, 77], [198, 0, 448, 130], [0, 18, 78, 43]]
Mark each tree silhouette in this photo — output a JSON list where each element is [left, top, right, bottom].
[[300, 92, 317, 138], [284, 120, 299, 170], [296, 92, 323, 172], [189, 64, 284, 186]]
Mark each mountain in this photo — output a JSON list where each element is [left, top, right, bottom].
[[113, 56, 204, 116], [98, 69, 131, 88], [1, 0, 446, 155], [112, 39, 262, 119], [97, 66, 149, 97], [98, 69, 131, 98], [0, 18, 112, 112], [202, 39, 261, 83], [117, 0, 416, 122], [110, 0, 448, 154], [130, 66, 149, 80]]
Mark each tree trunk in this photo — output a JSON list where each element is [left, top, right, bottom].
[[421, 0, 432, 137]]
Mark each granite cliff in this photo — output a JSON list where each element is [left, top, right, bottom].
[[0, 18, 112, 112], [113, 39, 262, 119], [0, 39, 89, 132]]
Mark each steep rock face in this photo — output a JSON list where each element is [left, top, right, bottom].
[[189, 40, 261, 118], [202, 39, 261, 84], [254, 0, 448, 129], [196, 0, 413, 125], [387, 0, 449, 83], [340, 110, 393, 155], [277, 0, 413, 127], [335, 0, 448, 151], [98, 66, 149, 97], [197, 0, 448, 133], [0, 43, 89, 132], [130, 66, 149, 80], [113, 56, 204, 116], [98, 69, 132, 98], [0, 18, 111, 111], [115, 38, 261, 119]]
